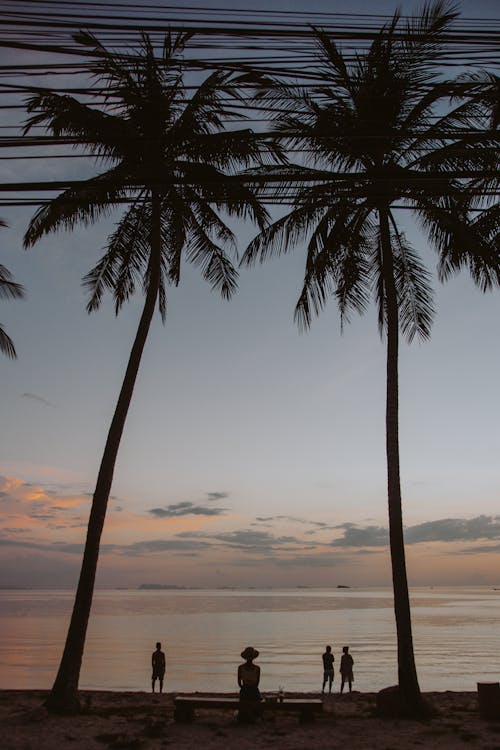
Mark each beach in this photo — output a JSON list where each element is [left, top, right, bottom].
[[2, 689, 499, 750]]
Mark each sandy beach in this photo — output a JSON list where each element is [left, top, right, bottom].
[[2, 689, 499, 750]]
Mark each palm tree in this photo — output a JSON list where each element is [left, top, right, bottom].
[[1, 219, 25, 358], [452, 71, 500, 246], [482, 73, 500, 128], [242, 0, 500, 716], [24, 31, 275, 713]]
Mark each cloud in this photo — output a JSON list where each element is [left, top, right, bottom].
[[273, 552, 357, 568], [206, 492, 228, 501], [149, 502, 227, 518], [21, 392, 54, 408], [0, 536, 91, 555], [405, 516, 500, 544], [227, 550, 360, 569], [459, 543, 500, 555], [177, 528, 313, 553], [255, 515, 329, 528], [331, 525, 389, 547], [2, 527, 28, 534], [0, 534, 210, 558], [126, 539, 211, 555], [330, 516, 500, 548]]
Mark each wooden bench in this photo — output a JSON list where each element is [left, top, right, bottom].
[[173, 694, 323, 723]]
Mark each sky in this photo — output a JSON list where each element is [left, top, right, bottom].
[[0, 0, 499, 589]]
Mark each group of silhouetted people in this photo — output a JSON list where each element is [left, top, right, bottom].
[[322, 644, 354, 694], [151, 641, 354, 697]]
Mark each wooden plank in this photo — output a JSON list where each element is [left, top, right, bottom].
[[174, 696, 239, 709], [172, 694, 323, 726], [173, 695, 323, 712], [270, 699, 322, 708]]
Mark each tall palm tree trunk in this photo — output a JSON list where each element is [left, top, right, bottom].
[[379, 206, 423, 716], [46, 194, 162, 713]]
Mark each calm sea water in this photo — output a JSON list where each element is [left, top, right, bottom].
[[1, 587, 499, 693]]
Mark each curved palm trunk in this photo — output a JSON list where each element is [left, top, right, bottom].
[[46, 194, 162, 713], [379, 207, 424, 716]]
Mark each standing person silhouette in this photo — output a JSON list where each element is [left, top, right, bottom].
[[237, 646, 261, 722], [322, 645, 335, 694], [151, 642, 166, 693], [340, 645, 354, 693]]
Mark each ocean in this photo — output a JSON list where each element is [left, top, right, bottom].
[[1, 587, 499, 694]]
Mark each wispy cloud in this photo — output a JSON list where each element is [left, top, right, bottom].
[[149, 502, 227, 518], [126, 538, 211, 555], [148, 492, 230, 519], [255, 515, 329, 528], [0, 535, 210, 557], [177, 528, 316, 554], [21, 392, 54, 408], [206, 492, 228, 502], [459, 543, 500, 555]]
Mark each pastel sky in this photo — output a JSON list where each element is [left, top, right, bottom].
[[0, 0, 499, 589]]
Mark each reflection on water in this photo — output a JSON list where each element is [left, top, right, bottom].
[[0, 587, 499, 693]]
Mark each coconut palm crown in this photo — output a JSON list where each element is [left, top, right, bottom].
[[243, 0, 500, 716], [23, 30, 278, 713], [25, 31, 277, 308]]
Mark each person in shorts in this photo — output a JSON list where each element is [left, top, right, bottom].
[[340, 645, 354, 693], [152, 641, 166, 693], [322, 645, 335, 694]]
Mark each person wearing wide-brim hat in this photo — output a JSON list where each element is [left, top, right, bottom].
[[238, 646, 262, 716]]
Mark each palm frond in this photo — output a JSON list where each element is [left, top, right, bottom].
[[157, 278, 167, 322], [0, 219, 23, 358], [312, 27, 357, 102], [180, 186, 236, 250], [333, 208, 374, 329], [399, 0, 459, 80], [185, 218, 238, 299], [0, 264, 25, 300], [23, 166, 133, 248], [370, 230, 386, 339], [162, 30, 193, 60], [389, 217, 435, 342], [24, 92, 130, 162], [73, 30, 142, 103], [294, 202, 373, 331], [0, 325, 17, 359], [242, 202, 327, 267], [174, 69, 237, 136], [294, 250, 335, 331], [415, 194, 500, 292], [83, 198, 150, 314]]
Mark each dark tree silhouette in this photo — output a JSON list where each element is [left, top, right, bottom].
[[243, 0, 500, 716], [0, 219, 25, 359], [24, 31, 275, 713]]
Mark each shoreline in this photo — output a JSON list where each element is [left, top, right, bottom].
[[2, 688, 498, 749]]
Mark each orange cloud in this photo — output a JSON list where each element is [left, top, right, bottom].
[[0, 474, 90, 538]]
